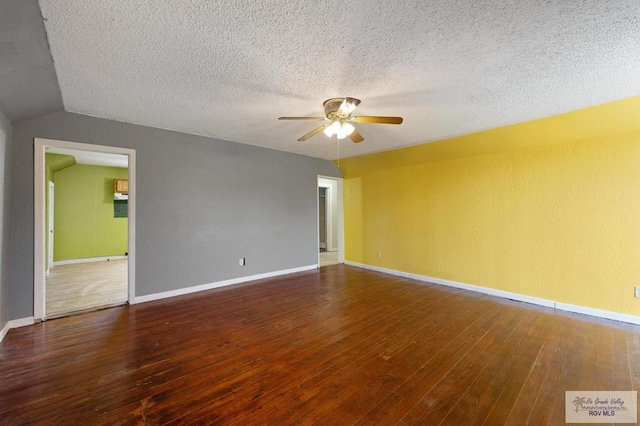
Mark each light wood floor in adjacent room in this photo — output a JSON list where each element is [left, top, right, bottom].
[[2, 264, 639, 424], [319, 250, 339, 267], [46, 259, 128, 317]]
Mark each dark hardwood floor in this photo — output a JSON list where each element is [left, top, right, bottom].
[[1, 265, 639, 425]]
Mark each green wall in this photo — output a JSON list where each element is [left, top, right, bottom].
[[53, 163, 128, 261]]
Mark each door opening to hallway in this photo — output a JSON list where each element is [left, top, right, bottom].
[[318, 176, 343, 267]]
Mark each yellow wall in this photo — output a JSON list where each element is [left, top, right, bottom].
[[341, 96, 640, 316]]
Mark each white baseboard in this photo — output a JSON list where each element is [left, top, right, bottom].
[[9, 317, 35, 328], [345, 261, 640, 326], [553, 302, 640, 326], [133, 264, 318, 304], [53, 255, 127, 266], [0, 317, 35, 343], [0, 321, 8, 342]]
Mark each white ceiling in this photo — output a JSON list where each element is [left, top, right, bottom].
[[46, 147, 128, 169], [38, 0, 640, 160]]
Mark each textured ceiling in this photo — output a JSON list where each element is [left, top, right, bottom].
[[38, 0, 640, 160]]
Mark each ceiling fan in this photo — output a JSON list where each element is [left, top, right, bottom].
[[278, 97, 403, 143]]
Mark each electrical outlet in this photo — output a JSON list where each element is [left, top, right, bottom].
[[376, 251, 382, 258], [635, 286, 640, 298], [239, 257, 245, 266]]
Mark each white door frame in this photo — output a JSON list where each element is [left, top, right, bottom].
[[34, 138, 137, 321], [46, 181, 54, 276], [317, 176, 344, 265], [318, 187, 328, 250]]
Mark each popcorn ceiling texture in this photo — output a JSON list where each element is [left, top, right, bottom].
[[38, 0, 640, 160]]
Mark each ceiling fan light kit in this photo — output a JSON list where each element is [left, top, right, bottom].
[[323, 121, 355, 139], [278, 97, 403, 144]]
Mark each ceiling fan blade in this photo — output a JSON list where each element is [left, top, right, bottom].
[[298, 125, 328, 141], [348, 129, 364, 143], [279, 116, 325, 121], [351, 116, 403, 125]]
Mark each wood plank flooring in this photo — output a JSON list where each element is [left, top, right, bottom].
[[1, 264, 639, 424], [46, 259, 128, 317]]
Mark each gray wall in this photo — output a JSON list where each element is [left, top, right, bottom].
[[10, 112, 341, 319], [0, 109, 12, 330], [0, 0, 63, 121]]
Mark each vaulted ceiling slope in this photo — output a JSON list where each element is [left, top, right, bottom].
[[9, 1, 640, 160], [0, 0, 62, 122]]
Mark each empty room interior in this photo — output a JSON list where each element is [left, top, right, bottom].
[[1, 1, 640, 424]]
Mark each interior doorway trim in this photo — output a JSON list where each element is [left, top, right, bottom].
[[317, 175, 344, 266], [34, 138, 136, 321]]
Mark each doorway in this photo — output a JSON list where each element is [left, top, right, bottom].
[[34, 138, 136, 321], [318, 176, 344, 267]]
